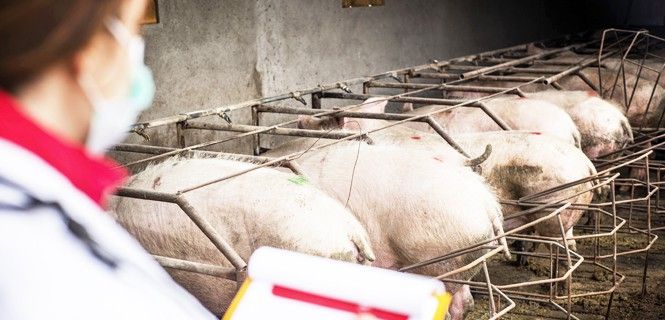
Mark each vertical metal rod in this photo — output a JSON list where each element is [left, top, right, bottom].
[[175, 121, 187, 148], [549, 243, 555, 299], [403, 74, 410, 95], [556, 214, 573, 320], [629, 183, 636, 229], [604, 291, 615, 320], [611, 180, 618, 285], [626, 37, 649, 109], [637, 72, 662, 130], [312, 92, 322, 109], [594, 204, 600, 263], [482, 261, 496, 316], [598, 30, 608, 98], [641, 156, 652, 295], [554, 246, 560, 295], [251, 105, 261, 156], [557, 215, 573, 268], [605, 180, 617, 320], [566, 273, 573, 320]]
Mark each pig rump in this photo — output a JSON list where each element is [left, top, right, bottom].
[[109, 157, 375, 315]]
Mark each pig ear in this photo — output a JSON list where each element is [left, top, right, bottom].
[[360, 97, 389, 113]]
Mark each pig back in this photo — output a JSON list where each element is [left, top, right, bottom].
[[289, 143, 502, 281]]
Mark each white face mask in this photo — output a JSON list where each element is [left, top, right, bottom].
[[78, 18, 155, 155]]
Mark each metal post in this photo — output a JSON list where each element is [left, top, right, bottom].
[[251, 105, 261, 156]]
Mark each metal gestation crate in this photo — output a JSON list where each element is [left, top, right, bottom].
[[111, 29, 665, 319]]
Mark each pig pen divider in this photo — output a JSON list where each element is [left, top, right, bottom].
[[113, 187, 248, 287], [110, 30, 659, 319], [123, 32, 635, 167]]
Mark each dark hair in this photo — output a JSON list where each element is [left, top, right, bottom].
[[0, 0, 122, 92]]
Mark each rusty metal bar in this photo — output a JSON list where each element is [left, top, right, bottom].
[[183, 121, 370, 141], [114, 188, 247, 271], [543, 47, 623, 85], [366, 81, 522, 95], [415, 73, 541, 82], [459, 41, 596, 79], [320, 91, 469, 106], [153, 255, 237, 280], [256, 104, 435, 122], [423, 116, 471, 157], [128, 39, 567, 132], [112, 143, 281, 166], [477, 102, 512, 130], [447, 64, 567, 74], [251, 105, 261, 155]]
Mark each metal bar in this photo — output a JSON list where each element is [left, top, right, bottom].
[[543, 47, 624, 85], [447, 64, 567, 74], [311, 92, 322, 109], [251, 105, 261, 155], [183, 121, 370, 141], [175, 122, 186, 148], [128, 40, 564, 132], [174, 197, 247, 271], [256, 104, 434, 122], [483, 57, 602, 67], [415, 73, 540, 82], [424, 116, 470, 157], [154, 255, 237, 280], [366, 81, 521, 95], [121, 84, 447, 168], [482, 261, 497, 316], [477, 102, 512, 130], [114, 187, 247, 271], [320, 91, 469, 106], [112, 143, 278, 165], [460, 42, 596, 79]]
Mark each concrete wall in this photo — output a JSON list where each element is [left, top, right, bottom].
[[120, 0, 592, 158]]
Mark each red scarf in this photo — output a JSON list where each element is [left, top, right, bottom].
[[0, 91, 127, 208]]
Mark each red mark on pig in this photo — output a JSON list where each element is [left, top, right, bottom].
[[586, 90, 599, 97], [152, 176, 162, 189], [411, 136, 422, 140], [530, 131, 541, 135], [433, 156, 444, 162]]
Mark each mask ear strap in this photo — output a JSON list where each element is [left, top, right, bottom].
[[77, 73, 105, 112], [104, 17, 132, 45]]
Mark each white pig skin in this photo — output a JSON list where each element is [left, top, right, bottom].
[[109, 157, 375, 316]]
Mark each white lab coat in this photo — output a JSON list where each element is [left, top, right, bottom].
[[0, 138, 216, 320]]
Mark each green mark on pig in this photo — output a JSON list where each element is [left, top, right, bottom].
[[288, 176, 309, 185]]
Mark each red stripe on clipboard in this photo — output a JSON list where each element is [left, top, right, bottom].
[[272, 285, 409, 320]]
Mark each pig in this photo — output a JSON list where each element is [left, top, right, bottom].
[[297, 98, 598, 251], [524, 90, 634, 159], [526, 44, 665, 88], [455, 65, 665, 127], [402, 96, 582, 148], [262, 142, 507, 320], [451, 132, 598, 252], [109, 157, 375, 316], [556, 68, 665, 127]]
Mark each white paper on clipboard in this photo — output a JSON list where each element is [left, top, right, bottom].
[[223, 247, 452, 320]]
